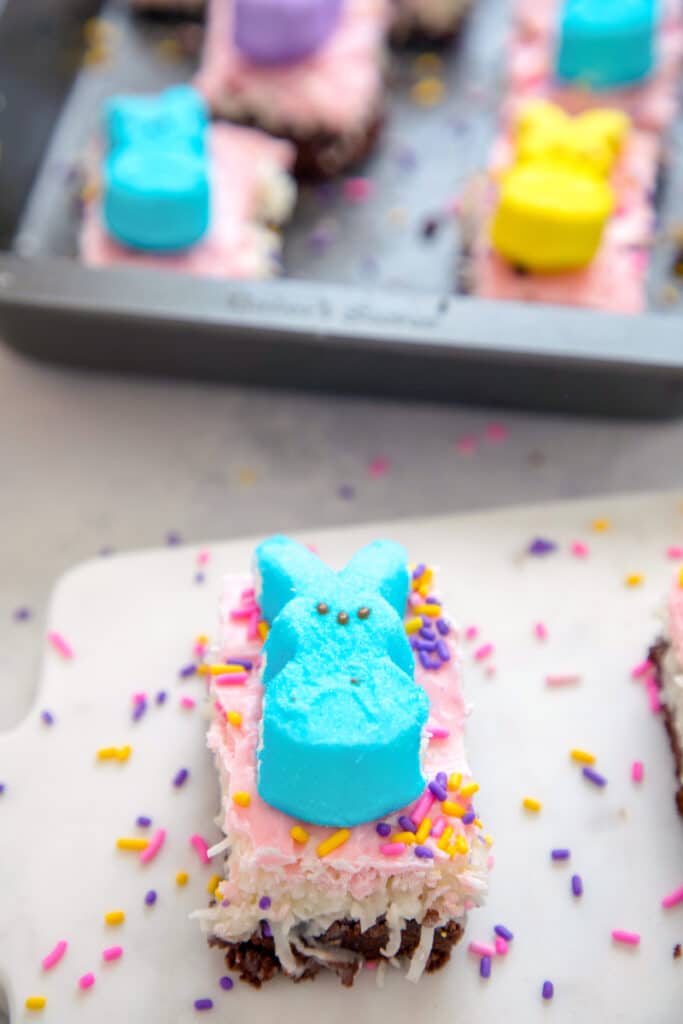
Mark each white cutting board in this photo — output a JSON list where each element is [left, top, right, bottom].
[[1, 493, 682, 1023]]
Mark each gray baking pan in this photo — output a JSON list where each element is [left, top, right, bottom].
[[0, 0, 682, 415]]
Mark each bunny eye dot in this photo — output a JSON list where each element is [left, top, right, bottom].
[[316, 602, 329, 615], [337, 611, 349, 625], [357, 607, 371, 620]]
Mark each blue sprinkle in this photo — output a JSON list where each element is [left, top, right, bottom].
[[261, 921, 273, 938], [194, 998, 213, 1011], [259, 896, 271, 910], [480, 955, 492, 979], [528, 537, 557, 556], [494, 924, 514, 941], [542, 980, 554, 1000], [132, 700, 147, 722], [219, 976, 234, 991], [376, 822, 391, 837], [436, 618, 450, 636], [398, 815, 417, 833], [428, 780, 447, 801], [40, 710, 55, 726], [414, 845, 434, 859], [412, 563, 426, 580], [582, 766, 607, 787], [179, 664, 197, 679], [551, 848, 570, 861], [415, 640, 437, 652], [419, 626, 436, 640], [145, 889, 157, 906], [419, 651, 441, 670], [435, 771, 448, 787], [136, 815, 152, 828], [173, 768, 189, 788], [436, 639, 450, 661], [462, 810, 476, 825], [156, 690, 167, 705]]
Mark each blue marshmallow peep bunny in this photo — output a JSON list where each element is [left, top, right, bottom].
[[255, 536, 429, 827]]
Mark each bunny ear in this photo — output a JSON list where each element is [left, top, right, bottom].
[[255, 535, 334, 622], [340, 540, 410, 616]]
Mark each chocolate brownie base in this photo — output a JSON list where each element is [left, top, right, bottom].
[[209, 915, 464, 987], [648, 640, 683, 817]]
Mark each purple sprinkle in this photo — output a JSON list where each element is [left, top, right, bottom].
[[0, 783, 5, 795], [436, 618, 450, 636], [542, 980, 554, 1001], [428, 780, 448, 801], [435, 771, 448, 787], [571, 874, 583, 897], [414, 845, 434, 859], [136, 815, 152, 828], [221, 899, 231, 907], [132, 700, 147, 723], [13, 606, 32, 621], [376, 822, 391, 837], [228, 658, 253, 670], [219, 976, 234, 991], [420, 626, 436, 640], [195, 572, 205, 584], [261, 921, 273, 938], [416, 640, 438, 652], [412, 563, 426, 580], [551, 848, 570, 861], [419, 651, 442, 671], [179, 664, 197, 679], [528, 537, 557, 556], [194, 998, 213, 1011], [338, 484, 355, 501], [166, 531, 182, 546], [436, 639, 451, 662], [424, 597, 441, 607], [173, 768, 189, 788], [462, 810, 476, 825], [156, 690, 167, 705], [40, 710, 55, 726], [480, 955, 492, 979], [259, 896, 271, 910], [582, 766, 607, 787], [494, 924, 514, 941], [145, 889, 157, 906], [398, 815, 417, 833], [409, 637, 418, 650]]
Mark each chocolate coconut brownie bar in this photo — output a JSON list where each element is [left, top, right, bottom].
[[192, 537, 491, 985]]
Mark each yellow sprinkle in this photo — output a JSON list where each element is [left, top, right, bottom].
[[436, 826, 454, 851], [227, 711, 242, 727], [207, 875, 221, 896], [447, 772, 462, 792], [522, 797, 542, 813], [392, 831, 417, 845], [473, 818, 483, 829], [116, 837, 149, 851], [317, 828, 351, 858], [452, 835, 469, 856], [414, 52, 442, 75], [176, 871, 189, 886], [195, 634, 209, 646], [206, 664, 245, 676], [417, 583, 430, 598], [257, 621, 269, 641], [290, 825, 309, 844], [441, 800, 466, 818], [405, 617, 423, 634], [570, 748, 596, 765], [233, 791, 251, 808], [459, 781, 479, 799], [484, 834, 494, 847], [415, 817, 432, 844], [414, 604, 440, 618], [678, 567, 683, 589], [197, 664, 209, 676], [625, 573, 644, 587], [592, 518, 611, 532], [104, 910, 125, 926], [116, 745, 131, 763], [25, 997, 47, 1011], [412, 77, 445, 107], [97, 747, 117, 760]]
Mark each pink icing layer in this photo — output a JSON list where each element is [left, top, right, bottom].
[[195, 0, 388, 135], [506, 0, 683, 132], [667, 577, 683, 664], [80, 124, 294, 279], [208, 574, 479, 897], [471, 131, 658, 313]]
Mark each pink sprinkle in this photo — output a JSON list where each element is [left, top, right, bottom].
[[408, 592, 423, 609], [215, 672, 248, 686], [190, 834, 210, 864], [132, 692, 147, 705], [367, 455, 391, 478], [230, 607, 254, 621], [196, 549, 210, 566], [611, 930, 640, 947], [571, 541, 590, 558], [631, 761, 644, 783], [431, 817, 446, 839], [78, 973, 95, 991], [42, 940, 68, 971], [410, 790, 436, 826], [180, 696, 196, 710], [456, 436, 477, 455], [645, 677, 661, 714], [139, 828, 166, 865], [485, 664, 497, 677], [364, 959, 379, 970], [661, 885, 683, 909], [427, 726, 450, 740], [487, 853, 495, 869], [474, 643, 494, 661], [241, 587, 255, 600], [546, 672, 581, 687], [666, 546, 683, 559], [193, 642, 206, 657], [484, 422, 508, 442], [47, 631, 74, 659], [534, 622, 548, 641], [464, 898, 475, 912], [102, 946, 123, 962], [631, 660, 652, 679], [343, 177, 374, 203], [464, 626, 478, 641], [246, 612, 260, 641], [469, 941, 496, 958], [494, 936, 509, 956], [380, 842, 406, 856]]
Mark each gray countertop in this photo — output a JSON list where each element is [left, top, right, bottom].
[[2, 339, 683, 735]]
